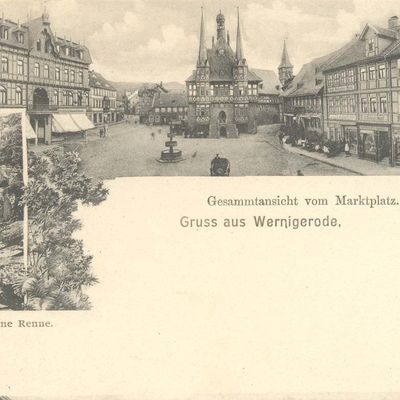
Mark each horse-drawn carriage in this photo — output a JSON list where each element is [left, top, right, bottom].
[[210, 155, 230, 176]]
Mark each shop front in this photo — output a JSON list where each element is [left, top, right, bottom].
[[358, 126, 390, 163], [391, 126, 400, 166], [342, 124, 358, 155]]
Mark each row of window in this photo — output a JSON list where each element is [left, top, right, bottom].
[[154, 106, 188, 113], [328, 96, 356, 114], [290, 96, 321, 108], [328, 95, 388, 114], [327, 64, 388, 87], [188, 83, 258, 97], [1, 58, 25, 74], [0, 85, 88, 107], [92, 99, 116, 109], [53, 90, 86, 106], [36, 38, 84, 60], [34, 63, 84, 83], [0, 85, 23, 105], [360, 96, 387, 113], [1, 56, 85, 84], [92, 87, 116, 98]]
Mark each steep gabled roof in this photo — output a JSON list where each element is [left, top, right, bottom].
[[252, 69, 280, 95], [23, 16, 92, 64], [153, 91, 188, 108], [360, 23, 397, 40], [282, 43, 354, 98], [322, 36, 365, 71], [207, 46, 237, 81], [89, 71, 116, 91]]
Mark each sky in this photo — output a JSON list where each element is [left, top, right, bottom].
[[2, 0, 400, 83]]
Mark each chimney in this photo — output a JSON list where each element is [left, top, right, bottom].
[[227, 30, 230, 45], [389, 16, 399, 31]]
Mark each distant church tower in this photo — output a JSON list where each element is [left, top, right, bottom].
[[278, 39, 293, 86]]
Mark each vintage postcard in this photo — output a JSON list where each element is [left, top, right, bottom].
[[1, 0, 400, 399]]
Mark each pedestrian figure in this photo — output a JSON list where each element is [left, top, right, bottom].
[[192, 151, 197, 158], [278, 132, 284, 144], [99, 127, 104, 138], [151, 132, 155, 140], [297, 170, 304, 176], [345, 142, 350, 157]]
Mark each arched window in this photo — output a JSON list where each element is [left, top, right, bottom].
[[55, 67, 60, 80], [79, 71, 84, 84], [77, 91, 83, 106], [36, 39, 41, 51], [44, 64, 49, 79], [0, 85, 7, 105], [16, 86, 22, 105], [64, 68, 69, 82], [34, 63, 40, 77], [70, 70, 75, 83]]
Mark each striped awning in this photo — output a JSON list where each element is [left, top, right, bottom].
[[52, 113, 94, 133]]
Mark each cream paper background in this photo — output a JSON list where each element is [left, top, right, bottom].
[[1, 177, 400, 396]]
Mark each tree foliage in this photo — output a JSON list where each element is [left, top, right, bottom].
[[1, 141, 108, 310]]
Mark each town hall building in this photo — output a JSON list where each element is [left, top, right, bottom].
[[186, 9, 280, 138]]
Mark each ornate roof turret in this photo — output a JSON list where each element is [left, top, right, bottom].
[[216, 10, 226, 42]]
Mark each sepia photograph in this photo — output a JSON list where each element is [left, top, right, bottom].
[[1, 0, 400, 313], [3, 0, 400, 178]]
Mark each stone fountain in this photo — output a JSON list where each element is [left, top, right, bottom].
[[158, 126, 184, 163]]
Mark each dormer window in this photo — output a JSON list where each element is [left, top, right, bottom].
[[368, 39, 375, 52], [36, 39, 41, 51], [65, 47, 70, 56], [45, 40, 52, 53], [1, 28, 9, 40], [18, 32, 24, 44]]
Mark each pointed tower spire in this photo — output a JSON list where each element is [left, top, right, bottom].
[[198, 7, 207, 66], [278, 39, 294, 86], [279, 39, 293, 69], [236, 7, 244, 62]]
